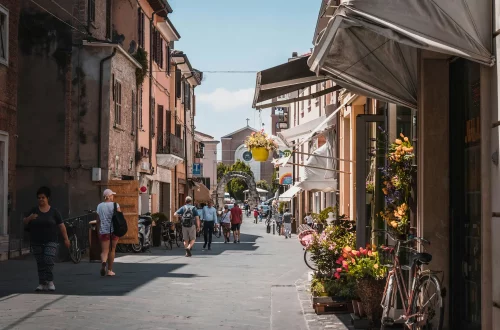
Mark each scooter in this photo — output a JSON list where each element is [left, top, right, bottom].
[[131, 215, 153, 253]]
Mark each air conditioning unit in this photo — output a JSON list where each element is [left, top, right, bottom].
[[141, 162, 151, 171]]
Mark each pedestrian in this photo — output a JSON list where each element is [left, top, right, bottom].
[[304, 212, 314, 227], [201, 200, 218, 250], [259, 206, 264, 222], [253, 207, 259, 224], [174, 196, 200, 257], [96, 189, 121, 277], [283, 208, 293, 239], [23, 186, 70, 291], [220, 205, 232, 243], [230, 202, 243, 243]]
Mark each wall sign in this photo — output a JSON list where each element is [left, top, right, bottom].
[[242, 151, 252, 161], [192, 163, 203, 176]]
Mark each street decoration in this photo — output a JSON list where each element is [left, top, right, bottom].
[[242, 151, 252, 161], [279, 172, 292, 185], [244, 129, 278, 162], [379, 133, 416, 235]]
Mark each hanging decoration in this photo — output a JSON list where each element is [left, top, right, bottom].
[[244, 129, 278, 162]]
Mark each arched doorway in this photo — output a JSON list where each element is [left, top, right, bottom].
[[215, 171, 260, 208]]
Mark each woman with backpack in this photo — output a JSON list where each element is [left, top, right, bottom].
[[96, 189, 121, 276]]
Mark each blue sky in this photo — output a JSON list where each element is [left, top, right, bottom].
[[168, 0, 320, 157]]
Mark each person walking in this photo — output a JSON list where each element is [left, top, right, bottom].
[[230, 203, 243, 243], [201, 201, 218, 250], [220, 205, 232, 243], [283, 208, 293, 239], [253, 207, 259, 224], [23, 186, 70, 291], [96, 189, 121, 277], [174, 196, 200, 257]]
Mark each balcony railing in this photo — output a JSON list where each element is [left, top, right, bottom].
[[157, 133, 185, 159]]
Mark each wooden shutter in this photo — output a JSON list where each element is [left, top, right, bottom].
[[166, 44, 171, 75], [175, 70, 181, 99]]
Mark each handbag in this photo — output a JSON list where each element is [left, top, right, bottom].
[[111, 202, 128, 237]]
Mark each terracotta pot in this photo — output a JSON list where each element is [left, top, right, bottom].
[[356, 278, 385, 324], [251, 147, 269, 162]]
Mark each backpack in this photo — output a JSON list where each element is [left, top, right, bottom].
[[182, 205, 195, 227], [112, 202, 128, 237]]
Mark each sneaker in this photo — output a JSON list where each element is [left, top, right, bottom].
[[47, 282, 55, 291], [186, 248, 192, 257], [237, 240, 240, 243], [35, 284, 47, 292], [203, 243, 207, 249]]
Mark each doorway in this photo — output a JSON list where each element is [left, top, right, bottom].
[[449, 58, 481, 330]]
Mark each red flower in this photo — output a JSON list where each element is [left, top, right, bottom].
[[334, 272, 340, 279]]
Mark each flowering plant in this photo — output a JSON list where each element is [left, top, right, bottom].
[[244, 130, 278, 151], [379, 133, 415, 235], [366, 181, 375, 194], [334, 245, 386, 280]]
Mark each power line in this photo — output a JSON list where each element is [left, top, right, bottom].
[[30, 0, 90, 36], [50, 0, 89, 31]]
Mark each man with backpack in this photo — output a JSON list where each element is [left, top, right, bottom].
[[174, 196, 200, 257]]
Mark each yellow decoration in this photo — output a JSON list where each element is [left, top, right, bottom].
[[251, 147, 269, 162]]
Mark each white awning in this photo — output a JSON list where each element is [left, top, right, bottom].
[[296, 141, 337, 192], [308, 0, 493, 109], [279, 185, 302, 201], [243, 188, 268, 193], [279, 115, 330, 144]]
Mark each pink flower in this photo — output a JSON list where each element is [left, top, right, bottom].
[[336, 268, 342, 273], [334, 272, 340, 279], [336, 256, 344, 264]]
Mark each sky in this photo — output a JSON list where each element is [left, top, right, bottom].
[[168, 0, 320, 158]]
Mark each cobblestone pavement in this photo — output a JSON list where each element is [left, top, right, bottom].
[[0, 216, 352, 330]]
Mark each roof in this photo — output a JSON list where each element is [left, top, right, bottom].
[[172, 51, 203, 86], [194, 130, 219, 143], [220, 126, 259, 139], [146, 0, 173, 17]]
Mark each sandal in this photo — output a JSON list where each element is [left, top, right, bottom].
[[106, 270, 116, 276]]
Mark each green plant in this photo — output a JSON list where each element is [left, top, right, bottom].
[[278, 201, 286, 213], [366, 181, 375, 194], [244, 130, 278, 151], [335, 245, 386, 280], [151, 212, 168, 224], [133, 48, 148, 86]]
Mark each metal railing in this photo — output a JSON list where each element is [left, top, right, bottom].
[[157, 133, 185, 158]]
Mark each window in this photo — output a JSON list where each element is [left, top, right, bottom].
[[175, 123, 182, 137], [137, 9, 145, 48], [166, 44, 171, 75], [88, 0, 95, 23], [152, 29, 164, 68], [151, 98, 155, 137], [175, 70, 182, 99], [131, 91, 136, 134], [114, 78, 122, 125], [138, 87, 143, 128], [184, 82, 191, 110], [0, 6, 8, 66]]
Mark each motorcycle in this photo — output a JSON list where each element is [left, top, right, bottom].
[[131, 215, 153, 253]]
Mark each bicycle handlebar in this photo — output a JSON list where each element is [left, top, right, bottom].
[[372, 229, 431, 246]]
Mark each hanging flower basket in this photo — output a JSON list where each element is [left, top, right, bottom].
[[251, 147, 269, 162], [245, 130, 277, 162]]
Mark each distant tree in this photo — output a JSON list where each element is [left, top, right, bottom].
[[217, 162, 230, 182], [216, 161, 255, 201], [256, 180, 271, 192]]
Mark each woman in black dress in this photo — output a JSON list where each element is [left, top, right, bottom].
[[23, 186, 70, 292]]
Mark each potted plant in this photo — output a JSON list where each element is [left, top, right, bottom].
[[365, 181, 374, 204], [335, 245, 386, 324], [244, 129, 278, 162]]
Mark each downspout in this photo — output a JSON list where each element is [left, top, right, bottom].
[[98, 48, 117, 168], [148, 6, 167, 170], [184, 73, 194, 197]]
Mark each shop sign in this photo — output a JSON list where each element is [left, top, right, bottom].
[[242, 151, 252, 161]]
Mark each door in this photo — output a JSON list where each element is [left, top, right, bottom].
[[449, 58, 481, 330], [101, 181, 139, 244], [159, 183, 170, 216]]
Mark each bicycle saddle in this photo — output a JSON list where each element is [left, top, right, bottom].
[[412, 252, 432, 265]]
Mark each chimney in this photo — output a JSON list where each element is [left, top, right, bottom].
[[292, 52, 298, 58]]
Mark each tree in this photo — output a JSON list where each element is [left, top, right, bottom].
[[216, 161, 254, 201], [217, 162, 230, 182], [256, 180, 271, 192]]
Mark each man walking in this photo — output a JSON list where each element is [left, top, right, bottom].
[[283, 208, 293, 239], [174, 196, 200, 257], [202, 201, 217, 250], [230, 202, 243, 243]]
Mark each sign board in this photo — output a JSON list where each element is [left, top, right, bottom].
[[242, 151, 252, 161], [279, 164, 293, 185], [192, 163, 203, 176]]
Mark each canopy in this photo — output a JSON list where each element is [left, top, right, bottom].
[[296, 141, 337, 192], [194, 182, 211, 203], [253, 55, 330, 108], [243, 188, 268, 193], [308, 0, 493, 109], [279, 115, 329, 144], [279, 185, 302, 201]]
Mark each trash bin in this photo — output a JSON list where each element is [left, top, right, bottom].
[[152, 223, 162, 247], [88, 220, 101, 262]]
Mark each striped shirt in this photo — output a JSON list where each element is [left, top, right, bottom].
[[97, 202, 119, 234]]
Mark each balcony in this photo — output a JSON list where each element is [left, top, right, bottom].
[[157, 133, 185, 169]]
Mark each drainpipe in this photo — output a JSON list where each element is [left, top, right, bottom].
[[98, 48, 117, 168], [148, 6, 167, 171], [184, 73, 194, 197]]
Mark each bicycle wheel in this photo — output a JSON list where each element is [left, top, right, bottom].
[[410, 274, 444, 330], [176, 229, 182, 247], [69, 236, 82, 264], [380, 274, 396, 330], [304, 249, 317, 271], [116, 244, 127, 253], [131, 236, 142, 253]]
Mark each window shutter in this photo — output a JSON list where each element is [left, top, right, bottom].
[[175, 70, 181, 99], [166, 44, 171, 75]]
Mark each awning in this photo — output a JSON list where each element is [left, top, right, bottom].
[[279, 185, 302, 201], [253, 55, 331, 109], [193, 182, 211, 203], [296, 141, 337, 193], [243, 188, 268, 193], [278, 115, 330, 144], [308, 0, 493, 109]]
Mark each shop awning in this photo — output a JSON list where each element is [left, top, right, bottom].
[[296, 141, 338, 193], [308, 0, 494, 109], [278, 185, 302, 201], [279, 115, 331, 144], [194, 182, 211, 203], [253, 55, 335, 109]]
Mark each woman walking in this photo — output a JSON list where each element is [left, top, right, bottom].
[[221, 205, 232, 243], [96, 189, 120, 277], [23, 186, 70, 292]]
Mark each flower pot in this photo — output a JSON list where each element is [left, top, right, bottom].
[[251, 147, 269, 162], [356, 278, 385, 324]]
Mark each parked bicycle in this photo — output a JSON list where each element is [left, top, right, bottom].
[[64, 218, 84, 264], [375, 230, 444, 330], [298, 227, 317, 271]]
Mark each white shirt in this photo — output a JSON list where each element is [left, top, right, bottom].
[[202, 206, 218, 222], [221, 211, 231, 224]]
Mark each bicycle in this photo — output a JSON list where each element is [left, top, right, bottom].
[[175, 222, 183, 246], [298, 228, 317, 271], [64, 218, 84, 264], [375, 230, 444, 330], [161, 221, 176, 250]]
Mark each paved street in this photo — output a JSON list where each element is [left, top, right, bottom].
[[0, 215, 351, 330]]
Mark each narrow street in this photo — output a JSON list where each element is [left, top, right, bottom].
[[0, 215, 350, 330]]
